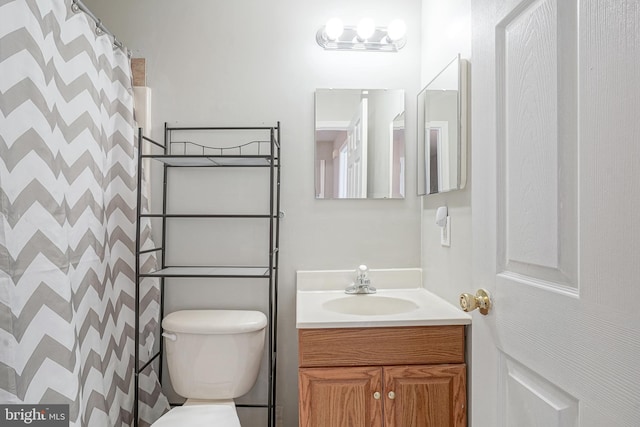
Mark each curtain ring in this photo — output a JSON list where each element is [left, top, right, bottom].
[[71, 2, 80, 13], [95, 20, 104, 36]]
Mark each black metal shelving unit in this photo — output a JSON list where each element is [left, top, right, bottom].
[[134, 123, 281, 427]]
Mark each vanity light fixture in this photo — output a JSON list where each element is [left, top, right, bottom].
[[316, 17, 407, 52]]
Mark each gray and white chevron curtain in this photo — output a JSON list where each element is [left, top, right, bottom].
[[0, 0, 168, 426]]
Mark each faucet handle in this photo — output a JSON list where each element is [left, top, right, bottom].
[[358, 265, 368, 276]]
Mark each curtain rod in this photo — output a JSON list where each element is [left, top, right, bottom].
[[71, 0, 131, 55]]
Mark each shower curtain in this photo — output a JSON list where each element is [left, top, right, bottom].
[[0, 0, 168, 425]]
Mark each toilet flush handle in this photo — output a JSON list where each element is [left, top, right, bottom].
[[162, 332, 177, 342]]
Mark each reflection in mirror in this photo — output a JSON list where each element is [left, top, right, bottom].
[[417, 54, 467, 195], [315, 89, 405, 199]]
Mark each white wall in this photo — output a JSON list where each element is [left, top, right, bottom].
[[83, 1, 422, 426], [421, 0, 471, 84], [420, 0, 472, 304]]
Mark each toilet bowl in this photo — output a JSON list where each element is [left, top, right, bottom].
[[150, 310, 267, 427]]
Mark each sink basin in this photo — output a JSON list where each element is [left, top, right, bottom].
[[322, 296, 419, 316]]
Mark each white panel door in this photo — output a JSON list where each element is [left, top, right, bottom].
[[470, 0, 640, 426], [347, 98, 368, 198]]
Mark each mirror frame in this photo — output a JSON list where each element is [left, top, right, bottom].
[[417, 54, 468, 196]]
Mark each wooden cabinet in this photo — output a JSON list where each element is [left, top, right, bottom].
[[383, 364, 466, 427], [298, 326, 466, 427], [299, 366, 382, 427]]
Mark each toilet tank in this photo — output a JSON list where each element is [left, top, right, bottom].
[[162, 310, 267, 400]]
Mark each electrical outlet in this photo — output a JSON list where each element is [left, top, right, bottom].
[[441, 216, 451, 247]]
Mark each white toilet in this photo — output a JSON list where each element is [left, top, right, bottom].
[[151, 309, 268, 427]]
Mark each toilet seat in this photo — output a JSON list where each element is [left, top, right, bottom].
[[151, 404, 241, 427]]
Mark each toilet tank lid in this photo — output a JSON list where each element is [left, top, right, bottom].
[[162, 310, 267, 334]]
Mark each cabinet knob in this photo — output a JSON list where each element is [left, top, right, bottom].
[[373, 392, 381, 400], [388, 391, 396, 400]]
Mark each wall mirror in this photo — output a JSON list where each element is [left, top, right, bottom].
[[417, 54, 468, 195], [315, 89, 405, 199]]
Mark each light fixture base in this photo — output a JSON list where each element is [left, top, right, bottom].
[[316, 26, 406, 52]]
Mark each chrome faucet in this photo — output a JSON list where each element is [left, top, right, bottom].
[[345, 265, 377, 294]]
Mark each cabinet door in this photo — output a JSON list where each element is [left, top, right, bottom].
[[383, 364, 466, 427], [299, 367, 383, 427]]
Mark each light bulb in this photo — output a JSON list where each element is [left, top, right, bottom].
[[356, 18, 376, 40], [324, 17, 344, 40], [386, 19, 407, 41]]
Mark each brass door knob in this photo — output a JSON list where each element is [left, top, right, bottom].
[[373, 392, 381, 400], [459, 289, 491, 315], [388, 391, 396, 400]]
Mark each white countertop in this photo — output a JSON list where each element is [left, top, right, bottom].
[[296, 269, 472, 329]]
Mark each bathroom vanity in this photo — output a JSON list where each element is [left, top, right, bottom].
[[298, 325, 465, 426], [296, 269, 470, 427]]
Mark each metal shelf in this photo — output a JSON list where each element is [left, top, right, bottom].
[[140, 213, 276, 219], [144, 155, 274, 167], [141, 266, 271, 278]]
